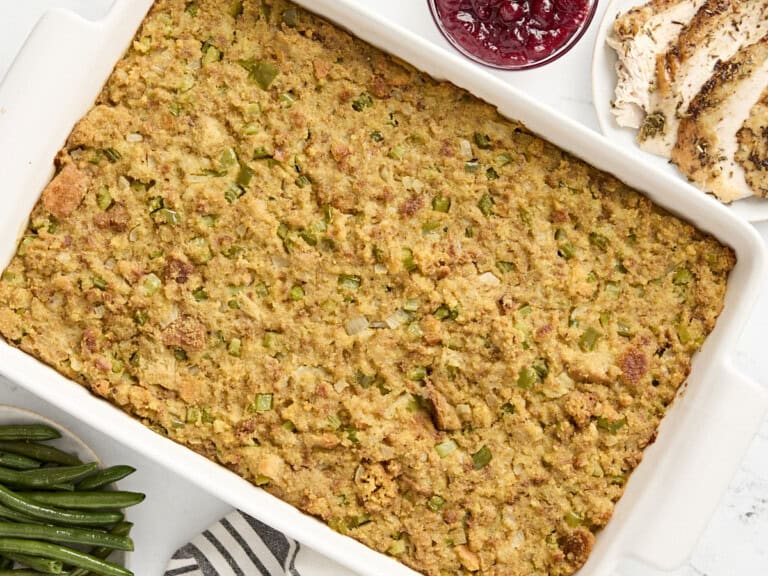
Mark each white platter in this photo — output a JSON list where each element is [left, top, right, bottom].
[[0, 2, 767, 576], [591, 0, 768, 223]]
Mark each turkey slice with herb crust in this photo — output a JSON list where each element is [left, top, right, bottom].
[[639, 0, 768, 157], [672, 36, 768, 202], [736, 88, 768, 197], [608, 0, 705, 129]]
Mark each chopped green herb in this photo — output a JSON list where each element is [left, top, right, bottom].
[[289, 285, 305, 301], [496, 261, 515, 274], [478, 193, 495, 217], [152, 208, 180, 225], [225, 185, 246, 204], [370, 130, 384, 142], [496, 153, 512, 166], [352, 92, 373, 112], [141, 273, 161, 296], [408, 366, 427, 381], [251, 393, 273, 412], [192, 287, 208, 301], [579, 327, 601, 352], [253, 147, 273, 160], [236, 164, 254, 188], [472, 445, 492, 469], [565, 511, 584, 527], [282, 420, 296, 432], [673, 268, 693, 285], [401, 248, 417, 273], [486, 167, 499, 180], [239, 59, 280, 90], [174, 348, 188, 361], [517, 366, 539, 389], [228, 338, 242, 357], [295, 174, 311, 188], [464, 160, 480, 173], [421, 220, 441, 234], [518, 304, 533, 317], [558, 243, 576, 260], [388, 145, 406, 160], [103, 148, 121, 163], [500, 402, 515, 415], [677, 322, 692, 344], [589, 232, 608, 251], [597, 416, 627, 433], [338, 274, 362, 291], [96, 186, 113, 211], [201, 41, 222, 66], [432, 195, 451, 213], [433, 304, 457, 321], [427, 495, 446, 512], [281, 6, 298, 26], [474, 132, 492, 149], [617, 322, 632, 338], [91, 276, 107, 291], [388, 538, 407, 556], [134, 310, 149, 326]]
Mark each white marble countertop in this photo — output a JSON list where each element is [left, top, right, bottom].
[[0, 1, 765, 575]]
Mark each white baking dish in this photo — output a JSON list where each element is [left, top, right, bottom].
[[0, 2, 766, 575]]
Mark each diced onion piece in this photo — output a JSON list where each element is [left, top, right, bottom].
[[345, 316, 369, 336], [271, 255, 289, 269], [385, 309, 411, 329], [126, 133, 144, 143], [459, 139, 473, 159], [478, 271, 501, 286]]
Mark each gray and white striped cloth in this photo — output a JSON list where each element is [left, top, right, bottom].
[[164, 510, 355, 576]]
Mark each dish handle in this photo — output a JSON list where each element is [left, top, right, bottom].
[[625, 361, 767, 570]]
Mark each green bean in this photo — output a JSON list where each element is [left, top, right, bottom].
[[49, 485, 75, 493], [16, 493, 145, 511], [0, 427, 60, 442], [0, 443, 80, 467], [0, 523, 132, 552], [0, 455, 39, 472], [76, 468, 135, 492], [0, 557, 10, 569], [69, 523, 132, 576], [0, 464, 97, 489], [0, 570, 63, 575], [0, 486, 122, 527], [0, 504, 43, 525], [0, 540, 130, 576], [3, 552, 62, 574]]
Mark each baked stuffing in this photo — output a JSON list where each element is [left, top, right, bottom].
[[0, 1, 734, 575]]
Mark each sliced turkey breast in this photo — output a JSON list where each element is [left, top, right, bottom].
[[736, 88, 768, 197], [672, 36, 768, 202], [608, 0, 705, 129], [639, 0, 768, 157]]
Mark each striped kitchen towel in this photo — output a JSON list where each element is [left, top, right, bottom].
[[164, 510, 357, 576]]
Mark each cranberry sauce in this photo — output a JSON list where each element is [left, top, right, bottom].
[[430, 0, 594, 69]]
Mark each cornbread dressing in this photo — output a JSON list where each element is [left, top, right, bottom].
[[0, 1, 734, 575]]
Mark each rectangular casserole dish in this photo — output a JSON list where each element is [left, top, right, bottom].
[[0, 1, 766, 574]]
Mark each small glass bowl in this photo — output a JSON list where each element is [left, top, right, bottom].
[[427, 0, 598, 71]]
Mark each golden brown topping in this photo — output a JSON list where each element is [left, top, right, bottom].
[[41, 164, 88, 219], [162, 316, 206, 351]]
